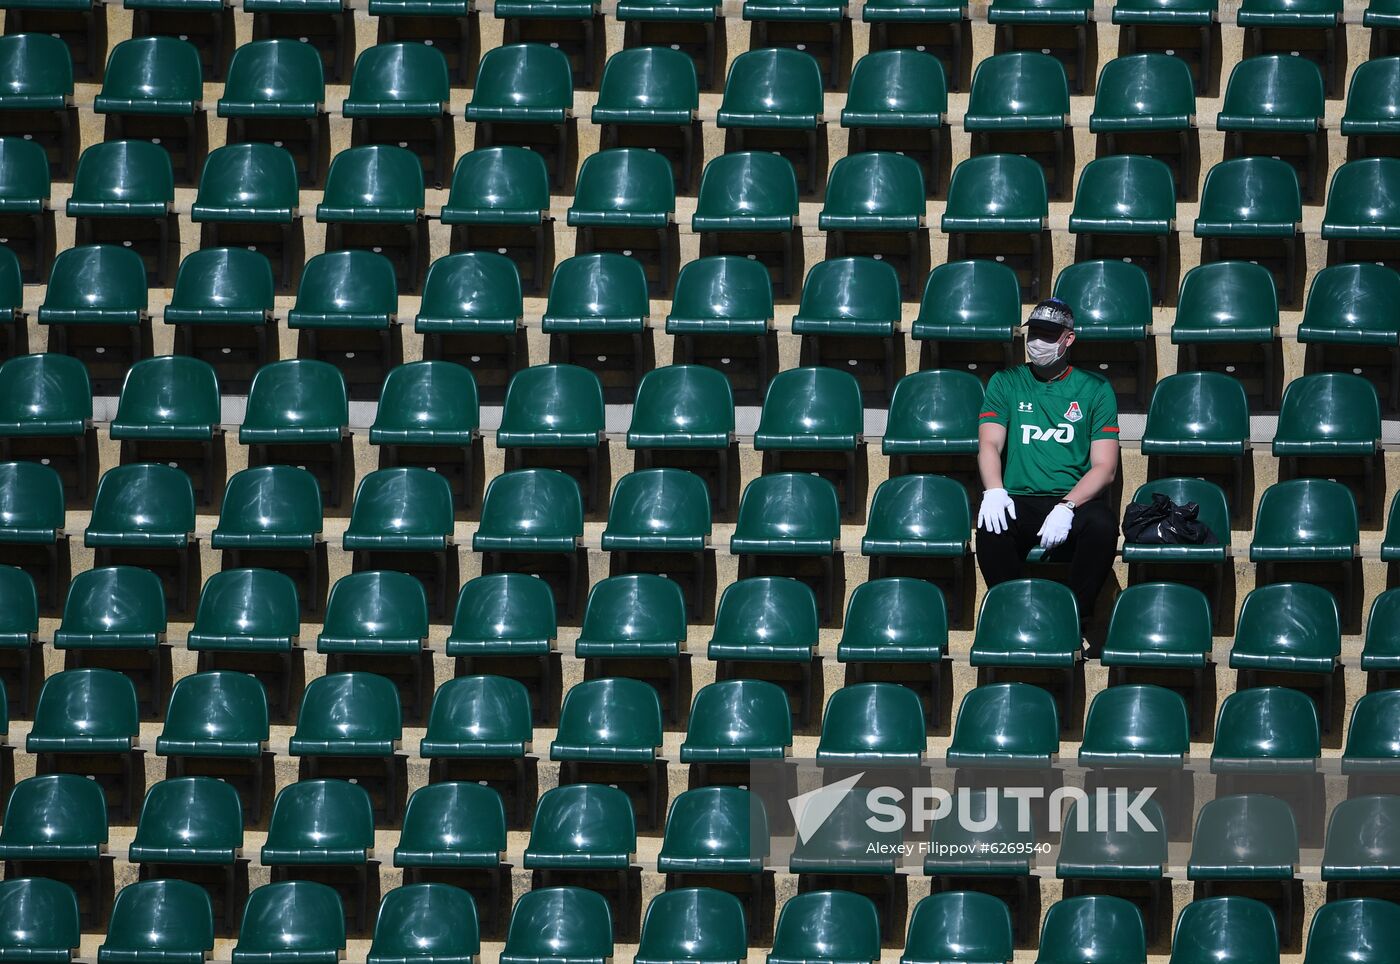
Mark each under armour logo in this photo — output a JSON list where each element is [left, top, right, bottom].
[[1018, 402, 1034, 412]]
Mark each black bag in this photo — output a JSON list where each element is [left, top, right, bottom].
[[1121, 492, 1219, 545]]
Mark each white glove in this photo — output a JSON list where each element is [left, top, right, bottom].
[[977, 487, 1017, 535], [1038, 503, 1075, 549]]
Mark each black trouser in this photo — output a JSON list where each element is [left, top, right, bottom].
[[975, 494, 1118, 620]]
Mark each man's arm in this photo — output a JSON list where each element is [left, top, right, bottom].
[[1062, 437, 1119, 505], [977, 422, 1008, 490]]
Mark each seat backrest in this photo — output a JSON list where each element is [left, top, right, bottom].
[[243, 359, 349, 432], [219, 38, 325, 112], [1170, 897, 1278, 964], [733, 472, 842, 545], [469, 43, 573, 112], [42, 244, 149, 314], [31, 667, 139, 742], [1197, 156, 1301, 228], [113, 356, 221, 431], [694, 151, 800, 223], [162, 671, 270, 746], [904, 892, 1014, 964], [718, 47, 823, 122], [966, 50, 1070, 120], [58, 566, 166, 637], [444, 147, 551, 216], [266, 779, 376, 850], [0, 136, 50, 205], [1304, 899, 1400, 964], [1220, 53, 1325, 123], [369, 884, 479, 963], [502, 888, 612, 961], [1037, 896, 1146, 964], [757, 366, 864, 442], [770, 891, 881, 963], [844, 49, 947, 120], [215, 465, 324, 541], [0, 32, 73, 104], [0, 878, 80, 958], [319, 144, 424, 215], [168, 247, 276, 317], [1091, 53, 1194, 125], [98, 36, 202, 109], [70, 140, 174, 207], [417, 251, 523, 324], [88, 462, 196, 538], [796, 256, 903, 321], [294, 249, 398, 317], [346, 41, 449, 106], [544, 253, 650, 321], [711, 576, 820, 649], [193, 143, 300, 215], [448, 573, 557, 648], [236, 882, 346, 956], [949, 682, 1059, 759], [1213, 685, 1321, 761], [321, 571, 429, 642]]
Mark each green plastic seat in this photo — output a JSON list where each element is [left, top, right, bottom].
[[262, 779, 375, 864], [94, 37, 201, 116], [1140, 372, 1250, 455], [156, 671, 269, 758], [862, 0, 962, 19], [0, 565, 37, 650], [1120, 477, 1230, 562], [84, 462, 195, 549], [541, 254, 649, 335], [1343, 690, 1400, 769], [0, 878, 80, 963], [911, 259, 1022, 343], [680, 678, 792, 762], [925, 786, 1038, 876], [816, 682, 926, 764], [440, 148, 551, 227], [754, 367, 863, 450], [343, 42, 448, 118], [1053, 259, 1154, 342], [768, 891, 880, 964], [1218, 54, 1324, 132], [947, 682, 1058, 766], [964, 52, 1069, 131], [1056, 794, 1168, 879], [1368, 0, 1400, 25], [591, 46, 698, 126], [240, 360, 349, 444], [164, 247, 276, 327], [420, 675, 532, 758], [1194, 157, 1301, 238], [472, 469, 583, 553], [217, 39, 325, 119], [1067, 157, 1175, 239], [523, 783, 636, 869], [0, 33, 73, 112], [53, 566, 166, 650], [636, 889, 747, 964], [988, 0, 1090, 22], [66, 140, 173, 218], [567, 148, 676, 229], [1250, 478, 1358, 561], [617, 0, 716, 17], [26, 667, 138, 752], [818, 153, 925, 231], [743, 0, 844, 19], [791, 257, 902, 337], [1112, 0, 1215, 23], [343, 467, 453, 551], [367, 0, 469, 15], [1079, 684, 1189, 766], [1214, 683, 1323, 765], [836, 577, 946, 663], [38, 245, 148, 326], [861, 475, 970, 557], [626, 365, 735, 449], [551, 677, 663, 762], [500, 888, 612, 964], [708, 577, 819, 661], [1322, 158, 1400, 241], [575, 573, 687, 658], [465, 44, 573, 124], [370, 360, 479, 447], [665, 257, 773, 338], [0, 136, 49, 212], [1089, 54, 1195, 132], [1304, 898, 1400, 964], [288, 250, 397, 330], [1101, 581, 1214, 668], [191, 143, 300, 224], [1299, 262, 1400, 346], [840, 50, 946, 129], [497, 364, 605, 449], [0, 460, 62, 544], [127, 776, 243, 865], [316, 145, 423, 225], [601, 470, 711, 553], [716, 48, 822, 130], [1172, 261, 1279, 343], [691, 151, 800, 232], [317, 571, 428, 655], [1274, 372, 1380, 456], [901, 892, 1013, 964], [787, 787, 902, 878], [1187, 794, 1298, 880], [1361, 588, 1400, 667], [212, 466, 324, 552], [881, 370, 982, 457], [968, 578, 1080, 669], [1169, 897, 1279, 964], [941, 154, 1048, 232], [232, 882, 346, 964], [445, 573, 557, 657], [1237, 0, 1339, 25], [110, 356, 220, 441], [0, 774, 107, 859], [98, 880, 213, 964], [368, 884, 479, 964], [1035, 896, 1145, 964], [414, 251, 523, 337], [1341, 58, 1400, 138], [290, 673, 401, 757], [657, 786, 767, 874], [394, 782, 506, 868], [1321, 795, 1400, 882], [730, 474, 841, 555]]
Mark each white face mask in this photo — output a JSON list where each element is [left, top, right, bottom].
[[1026, 333, 1066, 367]]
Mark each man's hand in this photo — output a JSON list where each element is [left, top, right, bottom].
[[978, 488, 1017, 534], [1038, 503, 1074, 549]]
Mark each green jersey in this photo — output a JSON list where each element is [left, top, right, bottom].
[[978, 365, 1120, 497]]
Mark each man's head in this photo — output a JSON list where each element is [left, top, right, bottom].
[[1024, 298, 1075, 378]]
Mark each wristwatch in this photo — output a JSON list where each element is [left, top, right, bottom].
[[1058, 499, 1077, 510]]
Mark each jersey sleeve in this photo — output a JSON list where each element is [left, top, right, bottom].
[[1089, 379, 1120, 441], [979, 372, 1009, 427]]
